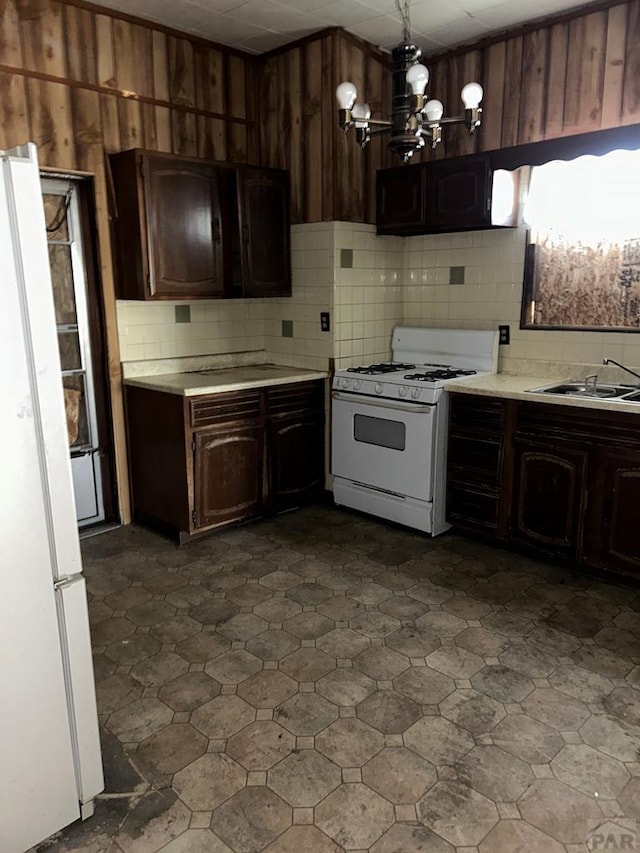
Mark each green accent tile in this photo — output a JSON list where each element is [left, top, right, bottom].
[[449, 266, 465, 285], [175, 305, 191, 323], [340, 249, 353, 269], [282, 320, 293, 338]]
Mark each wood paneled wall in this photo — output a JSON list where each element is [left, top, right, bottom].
[[415, 0, 640, 162], [1, 0, 639, 518], [259, 0, 640, 221], [0, 0, 258, 165], [0, 0, 258, 523], [258, 29, 393, 225]]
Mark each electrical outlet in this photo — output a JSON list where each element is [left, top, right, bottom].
[[320, 312, 331, 332], [499, 324, 510, 345]]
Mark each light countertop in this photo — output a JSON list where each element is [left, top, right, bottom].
[[124, 364, 328, 397], [447, 373, 640, 415]]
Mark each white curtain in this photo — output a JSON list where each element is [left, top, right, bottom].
[[523, 149, 640, 246]]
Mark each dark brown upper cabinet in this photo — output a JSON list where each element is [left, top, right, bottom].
[[109, 150, 291, 300], [376, 155, 493, 236], [239, 168, 291, 297], [376, 164, 427, 235], [426, 157, 492, 231]]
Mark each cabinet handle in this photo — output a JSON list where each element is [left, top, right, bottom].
[[213, 219, 221, 243], [242, 224, 249, 244]]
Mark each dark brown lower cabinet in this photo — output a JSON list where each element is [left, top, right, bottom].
[[194, 426, 264, 529], [585, 447, 640, 575], [447, 393, 640, 580], [270, 416, 325, 513], [512, 441, 588, 560], [125, 380, 324, 541]]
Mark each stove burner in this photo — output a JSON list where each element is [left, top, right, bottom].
[[347, 362, 416, 375], [404, 368, 478, 381]]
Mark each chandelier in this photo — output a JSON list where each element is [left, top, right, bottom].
[[336, 0, 483, 162]]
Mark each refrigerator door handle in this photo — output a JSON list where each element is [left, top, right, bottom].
[[54, 575, 79, 591]]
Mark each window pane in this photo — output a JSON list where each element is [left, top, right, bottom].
[[49, 245, 77, 325], [58, 330, 82, 371], [63, 375, 89, 448], [42, 193, 69, 240], [354, 414, 405, 450], [522, 149, 640, 330]]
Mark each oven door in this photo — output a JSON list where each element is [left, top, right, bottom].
[[331, 391, 436, 501]]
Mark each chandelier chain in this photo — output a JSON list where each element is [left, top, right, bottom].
[[395, 0, 411, 44]]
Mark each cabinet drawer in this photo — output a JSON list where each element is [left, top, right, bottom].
[[190, 390, 261, 428], [450, 395, 505, 435], [448, 434, 502, 477], [448, 482, 499, 529], [267, 381, 324, 417]]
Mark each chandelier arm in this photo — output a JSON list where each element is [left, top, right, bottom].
[[362, 118, 394, 127], [367, 126, 395, 137], [435, 115, 468, 126]]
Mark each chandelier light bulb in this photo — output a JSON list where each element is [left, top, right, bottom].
[[336, 81, 357, 110], [423, 99, 444, 122], [351, 102, 371, 127], [461, 82, 483, 109], [406, 63, 429, 95]]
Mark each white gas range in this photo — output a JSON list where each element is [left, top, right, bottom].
[[331, 327, 498, 535]]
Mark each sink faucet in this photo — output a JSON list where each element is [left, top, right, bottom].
[[584, 374, 598, 395], [602, 357, 640, 384]]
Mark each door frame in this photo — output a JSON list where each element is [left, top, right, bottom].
[[42, 170, 119, 527]]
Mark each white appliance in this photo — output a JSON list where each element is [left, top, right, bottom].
[[331, 327, 498, 534], [0, 144, 103, 853]]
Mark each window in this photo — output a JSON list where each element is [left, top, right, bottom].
[[521, 149, 640, 330]]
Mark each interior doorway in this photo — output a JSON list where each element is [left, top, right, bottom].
[[41, 175, 118, 529]]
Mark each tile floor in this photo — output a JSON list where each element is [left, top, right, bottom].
[[34, 505, 640, 853]]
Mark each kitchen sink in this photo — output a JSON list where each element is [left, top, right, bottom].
[[528, 381, 640, 401]]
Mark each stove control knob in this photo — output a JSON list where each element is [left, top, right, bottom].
[[353, 380, 361, 390], [399, 386, 408, 397], [339, 378, 348, 389], [411, 388, 421, 399], [375, 383, 383, 395]]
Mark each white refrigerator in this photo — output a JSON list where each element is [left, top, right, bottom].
[[0, 143, 104, 853]]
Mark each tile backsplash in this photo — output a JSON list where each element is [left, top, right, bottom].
[[402, 228, 640, 375], [116, 300, 265, 363], [264, 223, 334, 372], [116, 222, 640, 376], [333, 223, 404, 368]]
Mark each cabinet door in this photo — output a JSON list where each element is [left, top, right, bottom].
[[586, 448, 640, 576], [270, 414, 324, 512], [144, 155, 224, 298], [238, 167, 291, 297], [376, 165, 426, 234], [426, 156, 491, 230], [512, 440, 588, 559], [194, 425, 264, 529]]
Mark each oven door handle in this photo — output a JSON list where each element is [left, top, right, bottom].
[[332, 391, 436, 414]]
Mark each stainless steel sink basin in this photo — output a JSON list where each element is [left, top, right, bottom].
[[528, 381, 640, 401], [536, 382, 632, 398]]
